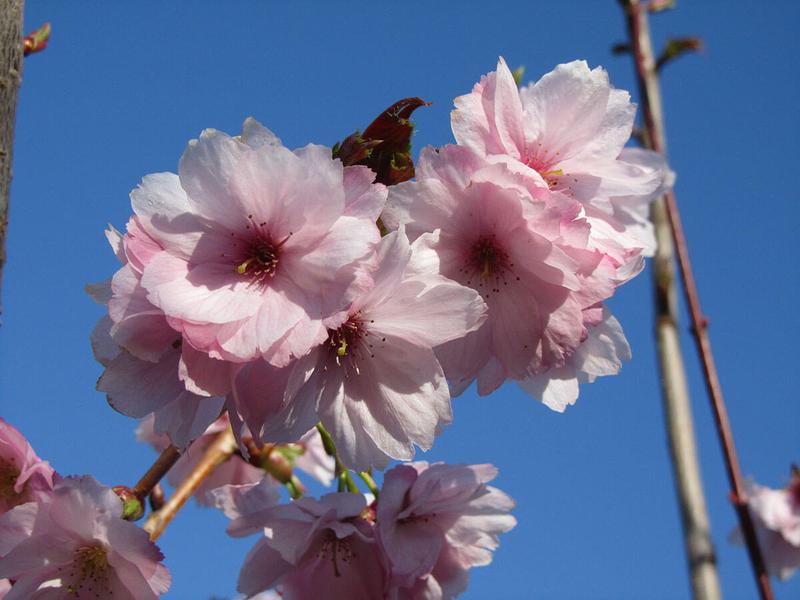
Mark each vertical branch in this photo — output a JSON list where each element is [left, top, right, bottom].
[[0, 0, 25, 313], [621, 2, 773, 599], [621, 2, 722, 599]]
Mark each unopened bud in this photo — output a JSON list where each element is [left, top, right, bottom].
[[23, 23, 51, 56], [113, 486, 145, 521], [334, 97, 430, 186]]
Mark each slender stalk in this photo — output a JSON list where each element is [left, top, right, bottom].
[[357, 471, 379, 498], [316, 422, 359, 494], [144, 429, 237, 541], [621, 2, 720, 599], [130, 445, 181, 500], [0, 0, 25, 312], [621, 2, 773, 599]]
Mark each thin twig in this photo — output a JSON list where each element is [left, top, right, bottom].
[[130, 445, 181, 500], [144, 428, 237, 541], [621, 1, 773, 599]]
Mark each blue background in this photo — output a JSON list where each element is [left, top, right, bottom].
[[2, 1, 798, 598]]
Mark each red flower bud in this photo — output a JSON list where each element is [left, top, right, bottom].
[[334, 97, 430, 186]]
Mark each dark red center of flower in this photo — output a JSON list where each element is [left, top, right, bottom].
[[318, 530, 356, 578], [231, 215, 292, 285], [326, 314, 386, 378], [458, 236, 519, 300]]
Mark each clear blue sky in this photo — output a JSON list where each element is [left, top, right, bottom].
[[2, 2, 798, 598]]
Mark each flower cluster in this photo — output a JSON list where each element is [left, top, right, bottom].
[[217, 461, 515, 599], [91, 58, 669, 473], [75, 57, 673, 598], [384, 57, 669, 406], [0, 419, 170, 599], [730, 469, 800, 580]]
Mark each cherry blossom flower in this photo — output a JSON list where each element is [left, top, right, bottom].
[[383, 145, 618, 397], [0, 476, 170, 599], [450, 57, 669, 257], [238, 229, 487, 471], [730, 472, 800, 581], [518, 307, 631, 412], [378, 462, 516, 599], [227, 491, 388, 599], [134, 118, 386, 367], [89, 222, 228, 449], [0, 419, 54, 515]]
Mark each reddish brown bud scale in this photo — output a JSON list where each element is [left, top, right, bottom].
[[334, 97, 430, 186], [23, 22, 51, 56]]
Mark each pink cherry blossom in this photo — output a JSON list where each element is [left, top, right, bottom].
[[450, 56, 666, 280], [383, 145, 619, 397], [228, 491, 388, 599], [519, 307, 631, 412], [89, 222, 229, 449], [236, 229, 487, 471], [0, 419, 54, 514], [0, 476, 170, 599], [378, 462, 516, 599], [133, 118, 386, 367], [730, 474, 800, 581], [93, 311, 227, 450], [450, 57, 669, 252]]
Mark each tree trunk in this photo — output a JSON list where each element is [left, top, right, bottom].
[[0, 0, 24, 315]]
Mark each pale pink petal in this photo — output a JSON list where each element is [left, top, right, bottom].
[[451, 57, 525, 159], [142, 251, 264, 324], [342, 165, 387, 220], [320, 335, 452, 471], [241, 117, 282, 149], [178, 344, 232, 397]]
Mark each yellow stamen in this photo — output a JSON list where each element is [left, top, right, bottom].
[[540, 168, 564, 178], [236, 257, 255, 275]]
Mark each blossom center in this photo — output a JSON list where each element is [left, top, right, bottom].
[[232, 216, 293, 284], [237, 240, 279, 277], [0, 458, 20, 501], [326, 314, 385, 378], [318, 531, 355, 578], [459, 236, 518, 299], [524, 144, 563, 189], [64, 544, 111, 596], [329, 317, 364, 359]]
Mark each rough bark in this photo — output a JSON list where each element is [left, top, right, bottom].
[[0, 0, 24, 316]]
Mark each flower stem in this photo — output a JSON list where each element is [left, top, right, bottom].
[[130, 445, 182, 501], [621, 2, 772, 599], [358, 471, 379, 498], [144, 428, 237, 541], [316, 422, 360, 494]]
